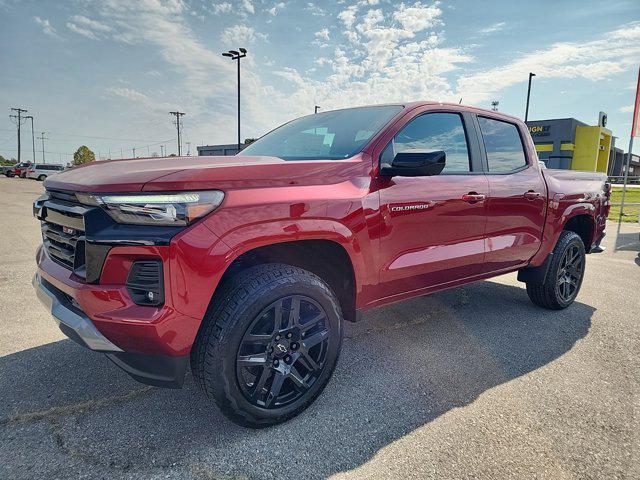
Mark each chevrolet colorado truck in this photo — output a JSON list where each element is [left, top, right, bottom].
[[33, 102, 609, 427]]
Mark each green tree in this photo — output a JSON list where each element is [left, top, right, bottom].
[[244, 138, 257, 146], [73, 146, 96, 165], [0, 154, 17, 166]]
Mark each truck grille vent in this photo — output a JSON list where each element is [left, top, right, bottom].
[[41, 202, 86, 278], [126, 260, 164, 306]]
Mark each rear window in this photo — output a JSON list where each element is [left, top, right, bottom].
[[240, 106, 403, 160], [478, 117, 527, 173]]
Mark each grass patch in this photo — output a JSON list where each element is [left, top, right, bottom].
[[609, 187, 640, 223]]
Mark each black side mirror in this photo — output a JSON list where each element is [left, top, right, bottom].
[[380, 150, 446, 177]]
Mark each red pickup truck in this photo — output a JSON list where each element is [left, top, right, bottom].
[[33, 102, 609, 427]]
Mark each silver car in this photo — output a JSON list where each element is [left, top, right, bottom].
[[26, 164, 65, 181]]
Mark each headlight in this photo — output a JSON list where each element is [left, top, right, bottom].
[[76, 191, 224, 226]]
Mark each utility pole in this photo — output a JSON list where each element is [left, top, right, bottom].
[[38, 132, 48, 163], [222, 48, 247, 151], [24, 115, 36, 162], [525, 72, 536, 122], [133, 147, 136, 158], [9, 107, 27, 163], [315, 105, 321, 114], [169, 110, 186, 156]]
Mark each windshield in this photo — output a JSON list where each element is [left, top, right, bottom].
[[240, 105, 403, 160]]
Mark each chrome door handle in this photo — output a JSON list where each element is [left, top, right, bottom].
[[462, 193, 485, 203], [524, 190, 541, 200]]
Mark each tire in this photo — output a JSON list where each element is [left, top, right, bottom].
[[526, 231, 586, 310], [38, 175, 46, 181], [6, 172, 14, 178], [191, 263, 344, 428]]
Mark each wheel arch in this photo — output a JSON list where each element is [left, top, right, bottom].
[[218, 239, 359, 323], [562, 213, 594, 250]]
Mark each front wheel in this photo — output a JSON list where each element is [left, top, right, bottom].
[[191, 263, 343, 428], [526, 231, 586, 309]]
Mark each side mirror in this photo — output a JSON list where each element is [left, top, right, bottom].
[[380, 150, 446, 177]]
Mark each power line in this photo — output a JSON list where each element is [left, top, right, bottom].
[[9, 107, 27, 162], [169, 111, 186, 156]]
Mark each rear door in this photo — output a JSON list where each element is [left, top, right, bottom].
[[475, 115, 546, 273], [376, 108, 489, 299]]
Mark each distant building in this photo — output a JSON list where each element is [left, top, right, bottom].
[[197, 143, 246, 156], [526, 117, 612, 173]]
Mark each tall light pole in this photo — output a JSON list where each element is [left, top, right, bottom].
[[525, 72, 536, 122], [25, 115, 36, 163], [222, 47, 247, 152]]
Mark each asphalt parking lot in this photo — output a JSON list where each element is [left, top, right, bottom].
[[0, 176, 639, 480]]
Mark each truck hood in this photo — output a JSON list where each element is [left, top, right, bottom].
[[44, 155, 367, 193]]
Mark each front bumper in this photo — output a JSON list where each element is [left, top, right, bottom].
[[33, 272, 188, 388]]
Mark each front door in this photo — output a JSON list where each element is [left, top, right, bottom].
[[376, 110, 489, 300]]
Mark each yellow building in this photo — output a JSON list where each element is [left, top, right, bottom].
[[527, 117, 612, 173]]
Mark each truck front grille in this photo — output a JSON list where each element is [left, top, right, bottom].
[[40, 193, 87, 278]]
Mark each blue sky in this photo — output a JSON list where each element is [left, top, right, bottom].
[[1, 0, 639, 163]]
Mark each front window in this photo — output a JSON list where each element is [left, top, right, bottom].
[[240, 105, 403, 160], [380, 112, 471, 173]]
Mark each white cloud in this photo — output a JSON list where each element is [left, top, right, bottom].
[[338, 5, 358, 29], [306, 2, 326, 16], [64, 1, 640, 148], [66, 16, 112, 40], [478, 21, 506, 35], [267, 2, 285, 15], [220, 24, 267, 45], [457, 21, 640, 103], [315, 28, 330, 41], [619, 105, 635, 113], [33, 16, 58, 37], [393, 2, 442, 32], [242, 0, 254, 14], [212, 3, 232, 14]]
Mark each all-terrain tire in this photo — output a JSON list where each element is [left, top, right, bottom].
[[191, 263, 343, 428], [526, 230, 586, 310]]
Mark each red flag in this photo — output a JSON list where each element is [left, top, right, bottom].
[[632, 66, 640, 138]]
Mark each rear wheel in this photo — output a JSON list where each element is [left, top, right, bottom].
[[37, 174, 46, 181], [191, 263, 343, 428], [526, 231, 585, 309]]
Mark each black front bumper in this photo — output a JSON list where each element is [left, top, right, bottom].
[[33, 273, 188, 388]]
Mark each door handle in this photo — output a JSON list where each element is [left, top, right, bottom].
[[462, 193, 486, 203], [524, 190, 541, 200]]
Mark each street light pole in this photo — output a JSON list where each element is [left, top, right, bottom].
[[525, 72, 536, 122], [315, 105, 321, 114], [222, 48, 247, 152]]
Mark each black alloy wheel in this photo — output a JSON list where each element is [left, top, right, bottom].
[[191, 263, 343, 428], [526, 230, 586, 310], [555, 243, 584, 303], [236, 295, 330, 409]]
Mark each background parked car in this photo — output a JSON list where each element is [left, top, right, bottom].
[[4, 162, 33, 178], [26, 164, 64, 181]]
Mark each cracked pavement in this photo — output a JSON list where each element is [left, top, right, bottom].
[[1, 177, 639, 479]]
